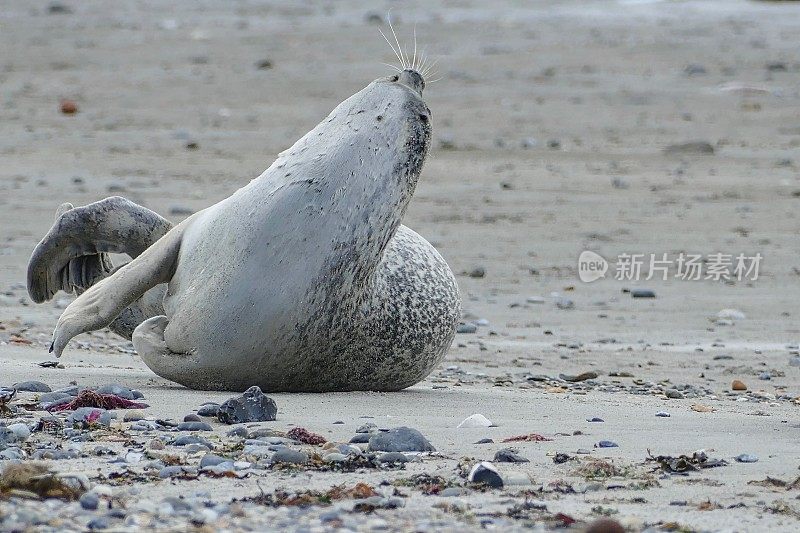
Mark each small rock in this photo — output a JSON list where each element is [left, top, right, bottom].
[[173, 435, 211, 447], [631, 289, 656, 298], [200, 454, 228, 468], [790, 356, 800, 367], [12, 381, 51, 393], [148, 439, 165, 450], [474, 438, 494, 444], [735, 454, 758, 463], [79, 492, 100, 510], [493, 448, 529, 463], [217, 386, 277, 424], [95, 384, 138, 400], [60, 99, 78, 115], [554, 296, 574, 310], [468, 267, 485, 278], [663, 141, 715, 156], [560, 372, 598, 382], [271, 449, 308, 464], [456, 323, 477, 334], [368, 427, 435, 452], [758, 372, 771, 381], [468, 461, 503, 488], [68, 407, 112, 427], [323, 452, 347, 463], [665, 389, 684, 399], [5, 423, 30, 442], [197, 403, 220, 417], [378, 452, 410, 463], [183, 414, 202, 422], [586, 417, 604, 423], [256, 59, 273, 70], [597, 440, 618, 448], [655, 411, 671, 417], [123, 410, 145, 422], [718, 308, 746, 320], [731, 380, 747, 391], [457, 414, 492, 428], [177, 421, 213, 431]]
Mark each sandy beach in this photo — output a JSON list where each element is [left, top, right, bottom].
[[1, 0, 800, 531]]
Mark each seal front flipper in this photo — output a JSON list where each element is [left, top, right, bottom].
[[50, 221, 186, 357], [27, 196, 173, 339], [27, 196, 172, 303]]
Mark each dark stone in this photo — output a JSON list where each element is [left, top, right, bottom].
[[173, 435, 211, 447], [176, 421, 212, 431], [469, 462, 503, 488], [217, 386, 277, 424], [631, 289, 656, 298], [349, 433, 371, 444], [368, 427, 435, 452], [457, 323, 478, 334], [474, 438, 494, 444], [378, 451, 410, 463], [493, 448, 529, 463], [183, 414, 202, 422], [663, 141, 714, 156], [197, 403, 220, 417], [597, 440, 619, 448], [12, 381, 51, 393]]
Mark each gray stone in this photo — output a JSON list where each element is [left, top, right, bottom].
[[217, 386, 277, 424], [80, 492, 100, 510], [271, 449, 308, 464], [173, 435, 211, 447], [493, 448, 529, 463], [665, 389, 684, 399], [12, 380, 51, 392], [94, 384, 137, 400], [368, 427, 435, 452], [468, 462, 503, 488], [200, 454, 229, 468], [68, 407, 112, 427], [197, 403, 220, 417], [176, 421, 212, 431], [378, 451, 410, 463]]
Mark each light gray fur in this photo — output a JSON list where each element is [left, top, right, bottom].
[[29, 69, 461, 392]]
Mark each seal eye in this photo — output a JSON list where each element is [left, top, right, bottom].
[[389, 75, 399, 82], [376, 115, 383, 122], [419, 114, 428, 123]]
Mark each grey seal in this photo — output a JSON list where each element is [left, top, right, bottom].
[[27, 68, 461, 392]]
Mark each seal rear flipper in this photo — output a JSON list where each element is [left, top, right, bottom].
[[27, 196, 172, 303], [132, 316, 204, 388], [50, 222, 185, 357]]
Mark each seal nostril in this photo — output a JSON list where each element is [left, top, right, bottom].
[[419, 114, 428, 123], [390, 75, 399, 82], [376, 115, 383, 122]]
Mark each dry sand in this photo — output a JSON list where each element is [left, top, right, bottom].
[[1, 0, 800, 531]]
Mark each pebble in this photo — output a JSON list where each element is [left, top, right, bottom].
[[597, 440, 619, 448], [560, 372, 598, 382], [271, 449, 308, 464], [79, 492, 100, 511], [12, 380, 51, 393], [554, 296, 575, 310], [183, 414, 202, 422], [199, 454, 229, 468], [630, 289, 656, 298], [95, 384, 140, 400], [378, 452, 410, 463], [717, 308, 746, 320], [790, 356, 800, 367], [735, 454, 758, 463], [197, 403, 220, 417], [368, 427, 435, 452], [468, 462, 503, 488], [5, 423, 30, 442], [493, 448, 529, 463], [217, 386, 277, 424], [123, 410, 146, 422], [586, 518, 625, 533], [655, 411, 671, 417], [665, 389, 684, 399], [456, 323, 477, 334], [758, 372, 771, 381], [474, 438, 494, 444], [324, 452, 347, 463], [176, 421, 213, 431], [664, 141, 715, 155], [173, 435, 211, 447], [457, 413, 492, 428], [731, 380, 747, 391], [587, 417, 604, 423]]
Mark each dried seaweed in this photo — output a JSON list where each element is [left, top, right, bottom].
[[47, 389, 148, 411]]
